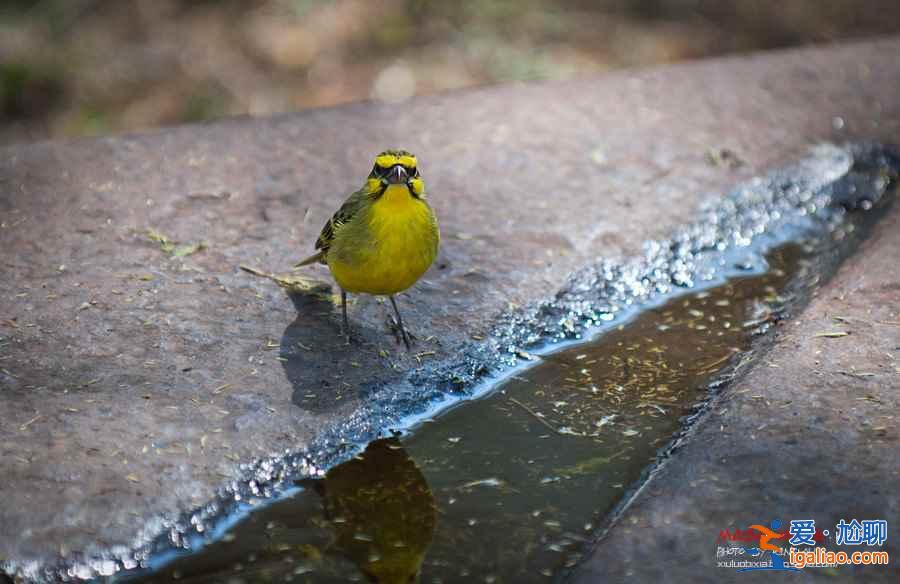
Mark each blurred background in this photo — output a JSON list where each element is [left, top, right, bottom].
[[2, 0, 899, 146]]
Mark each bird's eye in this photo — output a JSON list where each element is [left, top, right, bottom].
[[407, 166, 418, 177]]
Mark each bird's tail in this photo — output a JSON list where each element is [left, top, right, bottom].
[[293, 250, 325, 269]]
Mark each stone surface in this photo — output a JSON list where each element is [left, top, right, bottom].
[[571, 205, 900, 583], [1, 37, 899, 575]]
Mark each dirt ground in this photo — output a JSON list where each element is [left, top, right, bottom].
[[2, 0, 900, 146]]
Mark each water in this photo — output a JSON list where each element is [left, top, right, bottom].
[[115, 243, 820, 583], [406, 246, 804, 582]]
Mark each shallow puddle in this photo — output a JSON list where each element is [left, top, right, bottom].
[[118, 244, 814, 583]]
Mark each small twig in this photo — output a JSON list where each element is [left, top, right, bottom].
[[836, 371, 877, 380], [240, 264, 332, 298], [813, 331, 850, 338], [19, 414, 41, 431], [239, 264, 272, 279], [508, 398, 564, 435], [699, 352, 734, 372]]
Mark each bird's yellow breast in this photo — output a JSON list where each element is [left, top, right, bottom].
[[327, 184, 439, 295]]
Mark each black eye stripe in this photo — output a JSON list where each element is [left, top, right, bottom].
[[370, 162, 418, 179]]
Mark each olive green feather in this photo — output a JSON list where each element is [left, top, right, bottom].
[[294, 186, 372, 267]]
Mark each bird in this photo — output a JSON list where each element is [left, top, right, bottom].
[[294, 149, 440, 349]]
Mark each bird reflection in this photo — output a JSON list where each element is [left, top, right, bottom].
[[120, 439, 435, 584], [302, 438, 437, 584]]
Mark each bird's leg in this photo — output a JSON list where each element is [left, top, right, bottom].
[[388, 295, 411, 350], [341, 289, 350, 345]]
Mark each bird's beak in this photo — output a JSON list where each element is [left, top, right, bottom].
[[387, 164, 408, 185]]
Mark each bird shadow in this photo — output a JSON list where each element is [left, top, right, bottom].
[[279, 286, 401, 413]]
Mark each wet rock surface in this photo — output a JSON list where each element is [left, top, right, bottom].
[[570, 206, 900, 582], [1, 38, 899, 580]]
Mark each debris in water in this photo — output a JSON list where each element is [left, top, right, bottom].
[[509, 397, 567, 436], [596, 414, 616, 427], [459, 478, 505, 489]]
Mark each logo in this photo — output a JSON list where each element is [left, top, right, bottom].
[[716, 519, 799, 572], [716, 518, 889, 572]]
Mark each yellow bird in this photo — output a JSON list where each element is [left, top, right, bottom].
[[295, 149, 440, 349]]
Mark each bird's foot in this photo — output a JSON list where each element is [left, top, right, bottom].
[[339, 323, 354, 346], [386, 315, 416, 349]]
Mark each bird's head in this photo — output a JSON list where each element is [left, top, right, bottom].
[[367, 149, 425, 198]]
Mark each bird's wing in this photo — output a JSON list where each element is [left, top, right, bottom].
[[314, 187, 369, 256]]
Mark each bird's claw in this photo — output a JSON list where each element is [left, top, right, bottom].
[[387, 315, 414, 349]]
